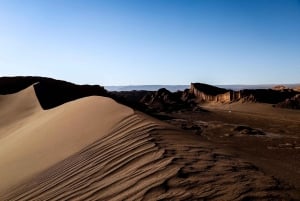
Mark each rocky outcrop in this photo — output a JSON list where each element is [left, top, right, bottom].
[[181, 88, 196, 103], [112, 83, 300, 111], [190, 83, 240, 103], [109, 90, 152, 111], [238, 89, 298, 104], [233, 125, 265, 136], [190, 83, 227, 96], [190, 83, 228, 103], [139, 88, 196, 112], [276, 94, 300, 109], [190, 83, 300, 105]]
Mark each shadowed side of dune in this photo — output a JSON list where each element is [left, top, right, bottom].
[[0, 76, 108, 109]]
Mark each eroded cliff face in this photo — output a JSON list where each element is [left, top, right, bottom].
[[190, 83, 299, 105], [190, 83, 234, 103], [191, 91, 232, 103]]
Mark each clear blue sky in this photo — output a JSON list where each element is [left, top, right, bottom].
[[0, 0, 299, 85]]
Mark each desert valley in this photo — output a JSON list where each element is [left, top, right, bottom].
[[0, 76, 299, 200], [2, 0, 300, 200]]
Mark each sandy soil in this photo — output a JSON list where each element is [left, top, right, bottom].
[[0, 87, 296, 200], [162, 102, 300, 199]]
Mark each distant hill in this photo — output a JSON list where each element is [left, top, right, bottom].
[[220, 84, 300, 91], [105, 85, 189, 92], [105, 84, 300, 92]]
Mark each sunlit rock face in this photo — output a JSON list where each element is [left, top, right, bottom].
[[190, 83, 299, 105], [190, 83, 234, 103]]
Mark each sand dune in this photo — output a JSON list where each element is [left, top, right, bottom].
[[0, 84, 41, 137], [0, 86, 293, 200], [0, 85, 132, 194]]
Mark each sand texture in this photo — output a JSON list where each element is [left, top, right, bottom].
[[0, 86, 293, 200]]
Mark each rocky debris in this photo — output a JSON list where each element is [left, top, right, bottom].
[[193, 120, 209, 128], [233, 125, 265, 136], [276, 94, 300, 109]]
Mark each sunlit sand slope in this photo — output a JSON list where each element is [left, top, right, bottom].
[[0, 86, 291, 200], [0, 85, 132, 195]]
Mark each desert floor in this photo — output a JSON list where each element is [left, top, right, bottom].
[[159, 102, 300, 199]]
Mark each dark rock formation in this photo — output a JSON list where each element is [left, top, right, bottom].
[[190, 83, 240, 103], [190, 83, 228, 96], [109, 90, 153, 111], [238, 89, 297, 104], [233, 125, 265, 136], [190, 83, 299, 105], [276, 94, 300, 109], [139, 88, 195, 112]]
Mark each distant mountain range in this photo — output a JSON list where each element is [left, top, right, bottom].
[[105, 85, 189, 92], [105, 84, 300, 92]]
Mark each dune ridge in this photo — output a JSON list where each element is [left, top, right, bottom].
[[0, 84, 42, 137], [0, 85, 132, 194], [0, 87, 293, 200]]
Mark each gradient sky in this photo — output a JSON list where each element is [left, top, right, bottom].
[[0, 0, 300, 85]]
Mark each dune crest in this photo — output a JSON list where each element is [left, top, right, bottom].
[[0, 84, 42, 139], [0, 87, 293, 200], [0, 87, 133, 195]]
